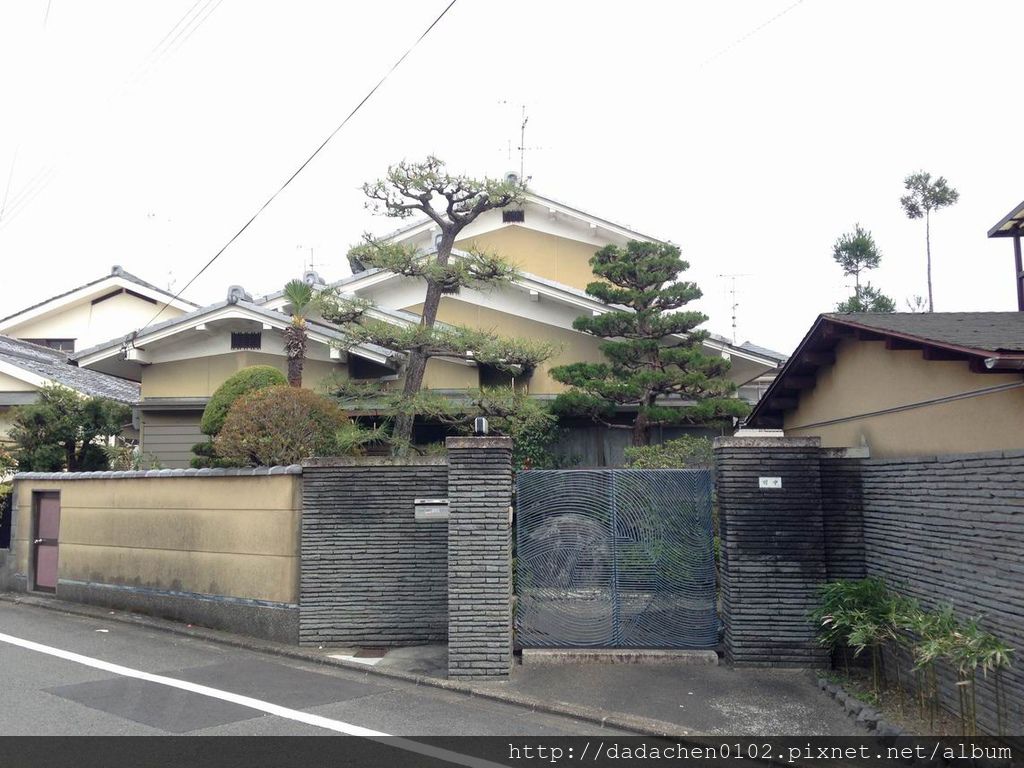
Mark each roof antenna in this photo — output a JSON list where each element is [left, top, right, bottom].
[[717, 273, 751, 344], [498, 101, 543, 182]]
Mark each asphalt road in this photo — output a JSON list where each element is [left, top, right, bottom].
[[0, 602, 624, 738]]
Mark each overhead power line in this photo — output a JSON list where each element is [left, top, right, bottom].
[[699, 0, 806, 68], [136, 0, 461, 335]]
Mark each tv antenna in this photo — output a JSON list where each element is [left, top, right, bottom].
[[498, 101, 544, 180], [296, 244, 320, 275], [717, 273, 751, 344]]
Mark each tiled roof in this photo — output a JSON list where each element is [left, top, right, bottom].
[[825, 312, 1024, 354], [0, 266, 196, 324], [0, 335, 140, 403]]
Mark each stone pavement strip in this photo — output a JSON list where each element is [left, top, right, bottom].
[[0, 593, 862, 737]]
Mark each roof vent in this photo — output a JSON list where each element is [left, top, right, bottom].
[[226, 285, 252, 304], [502, 209, 525, 223], [303, 270, 324, 287]]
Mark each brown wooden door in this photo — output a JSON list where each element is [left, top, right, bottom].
[[33, 492, 60, 593]]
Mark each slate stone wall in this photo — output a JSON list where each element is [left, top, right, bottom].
[[714, 437, 830, 668], [819, 453, 866, 581], [300, 457, 449, 647], [447, 437, 514, 678], [848, 450, 1024, 735]]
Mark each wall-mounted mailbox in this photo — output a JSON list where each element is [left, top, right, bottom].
[[414, 498, 449, 522]]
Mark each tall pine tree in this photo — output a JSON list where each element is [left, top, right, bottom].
[[550, 241, 747, 446]]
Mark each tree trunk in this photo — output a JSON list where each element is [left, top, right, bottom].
[[287, 356, 303, 388], [391, 229, 456, 454], [631, 394, 655, 447], [926, 211, 933, 312]]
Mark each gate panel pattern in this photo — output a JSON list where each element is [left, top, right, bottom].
[[515, 469, 717, 649]]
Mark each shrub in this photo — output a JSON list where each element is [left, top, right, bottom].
[[200, 366, 287, 436], [9, 385, 130, 471], [214, 386, 350, 466], [624, 435, 714, 469]]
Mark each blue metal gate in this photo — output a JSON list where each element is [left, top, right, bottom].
[[515, 469, 717, 649]]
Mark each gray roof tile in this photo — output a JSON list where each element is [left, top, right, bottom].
[[826, 312, 1024, 354], [0, 335, 140, 403]]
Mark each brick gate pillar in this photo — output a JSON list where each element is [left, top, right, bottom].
[[714, 436, 829, 668], [446, 436, 514, 679]]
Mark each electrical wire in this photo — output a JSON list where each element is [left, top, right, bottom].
[[699, 0, 806, 68], [136, 0, 461, 335]]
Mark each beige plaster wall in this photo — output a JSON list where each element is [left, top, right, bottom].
[[141, 352, 345, 398], [784, 339, 1024, 457], [12, 475, 301, 603], [8, 292, 187, 350], [405, 298, 605, 395], [456, 226, 600, 292]]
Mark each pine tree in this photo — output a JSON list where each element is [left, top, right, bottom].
[[900, 171, 960, 312], [550, 240, 747, 447]]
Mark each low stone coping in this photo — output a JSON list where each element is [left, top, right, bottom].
[[303, 456, 446, 467], [522, 648, 719, 666], [446, 436, 513, 449], [13, 465, 303, 480], [713, 436, 821, 449]]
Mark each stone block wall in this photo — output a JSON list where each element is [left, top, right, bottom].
[[447, 436, 514, 678], [819, 453, 866, 580], [849, 450, 1024, 735], [714, 437, 829, 668], [300, 457, 449, 647]]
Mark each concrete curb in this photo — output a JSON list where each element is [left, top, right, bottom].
[[0, 593, 697, 739]]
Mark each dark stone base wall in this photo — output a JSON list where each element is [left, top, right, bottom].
[[715, 437, 829, 668], [300, 459, 449, 647], [819, 455, 866, 580], [56, 579, 298, 643], [850, 450, 1024, 736], [447, 437, 514, 678], [724, 441, 1024, 735]]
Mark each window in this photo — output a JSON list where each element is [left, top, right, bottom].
[[231, 331, 262, 350]]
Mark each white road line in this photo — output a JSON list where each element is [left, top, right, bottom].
[[0, 630, 386, 736], [0, 629, 510, 768]]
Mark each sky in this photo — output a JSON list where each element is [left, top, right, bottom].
[[0, 0, 1021, 354]]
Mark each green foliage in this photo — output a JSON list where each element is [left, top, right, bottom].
[[347, 239, 519, 295], [813, 579, 1015, 735], [329, 381, 564, 469], [832, 223, 882, 287], [624, 435, 714, 469], [360, 155, 526, 224], [214, 386, 353, 467], [350, 156, 529, 453], [9, 385, 130, 472], [0, 445, 15, 475], [835, 284, 896, 313], [322, 308, 557, 377], [189, 439, 244, 469], [102, 439, 162, 471], [550, 240, 748, 445], [830, 224, 894, 313], [199, 366, 287, 436], [900, 171, 960, 220], [900, 170, 960, 313]]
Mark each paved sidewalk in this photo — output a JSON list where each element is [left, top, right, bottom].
[[0, 594, 860, 737], [369, 644, 860, 736]]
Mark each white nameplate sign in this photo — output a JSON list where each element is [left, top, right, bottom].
[[759, 477, 782, 489]]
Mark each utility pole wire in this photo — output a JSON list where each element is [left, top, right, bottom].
[[699, 0, 806, 68], [136, 0, 461, 335]]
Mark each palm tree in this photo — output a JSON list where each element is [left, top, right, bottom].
[[900, 171, 959, 312], [282, 279, 314, 388]]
